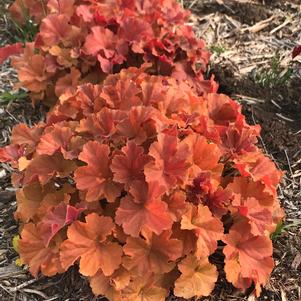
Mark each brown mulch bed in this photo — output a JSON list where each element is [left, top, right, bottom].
[[0, 0, 300, 300]]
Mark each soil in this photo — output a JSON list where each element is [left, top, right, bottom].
[[0, 0, 300, 301]]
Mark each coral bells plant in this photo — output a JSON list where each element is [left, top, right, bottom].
[[1, 0, 217, 106], [0, 67, 283, 300]]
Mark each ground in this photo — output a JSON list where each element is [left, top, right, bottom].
[[0, 0, 300, 300]]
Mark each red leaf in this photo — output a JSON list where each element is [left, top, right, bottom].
[[0, 43, 23, 64], [40, 203, 84, 246], [207, 93, 240, 126], [292, 45, 301, 58], [0, 145, 24, 163]]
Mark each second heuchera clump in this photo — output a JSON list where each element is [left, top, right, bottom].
[[4, 0, 216, 106], [0, 67, 283, 300]]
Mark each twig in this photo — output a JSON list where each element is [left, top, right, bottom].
[[284, 149, 297, 185], [242, 15, 275, 34], [11, 278, 39, 292], [270, 99, 282, 109], [276, 113, 294, 122], [22, 288, 49, 299], [0, 283, 14, 296], [188, 0, 198, 9], [216, 0, 235, 14], [270, 19, 291, 35]]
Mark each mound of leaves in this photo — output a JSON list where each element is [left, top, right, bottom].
[[0, 66, 283, 300], [0, 0, 216, 106]]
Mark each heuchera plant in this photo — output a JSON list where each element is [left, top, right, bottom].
[[0, 0, 217, 106], [0, 67, 283, 300]]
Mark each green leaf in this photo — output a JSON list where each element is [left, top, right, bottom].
[[0, 90, 28, 103]]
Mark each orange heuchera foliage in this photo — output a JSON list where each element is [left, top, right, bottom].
[[4, 0, 217, 106], [1, 67, 283, 300]]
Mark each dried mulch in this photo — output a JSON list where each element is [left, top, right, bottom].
[[0, 0, 300, 300]]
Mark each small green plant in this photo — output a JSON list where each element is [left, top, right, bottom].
[[0, 90, 28, 103], [210, 44, 226, 56], [271, 219, 301, 241], [252, 54, 293, 88], [3, 1, 38, 44], [271, 221, 285, 241], [10, 18, 39, 43]]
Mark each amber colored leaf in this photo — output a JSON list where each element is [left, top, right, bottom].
[[234, 152, 282, 190], [163, 190, 188, 222], [223, 221, 274, 293], [115, 181, 172, 237], [0, 42, 23, 64], [36, 125, 73, 157], [236, 197, 272, 236], [121, 275, 168, 301], [111, 141, 150, 188], [89, 271, 122, 300], [228, 177, 274, 207], [140, 76, 165, 106], [223, 222, 273, 261], [60, 213, 123, 277], [74, 141, 121, 202], [40, 14, 75, 46], [181, 204, 224, 257], [18, 223, 63, 277], [247, 154, 282, 188], [9, 0, 28, 25], [172, 223, 198, 256], [11, 44, 50, 93], [116, 106, 157, 144], [101, 76, 141, 110], [174, 255, 218, 298], [224, 258, 252, 291], [9, 0, 45, 24], [37, 184, 74, 220], [15, 182, 55, 222], [83, 26, 116, 56], [47, 0, 75, 17], [123, 230, 182, 275], [185, 134, 221, 173], [78, 108, 126, 140], [11, 123, 44, 147], [55, 68, 81, 97], [24, 153, 76, 185], [92, 266, 131, 296], [144, 131, 191, 190]]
